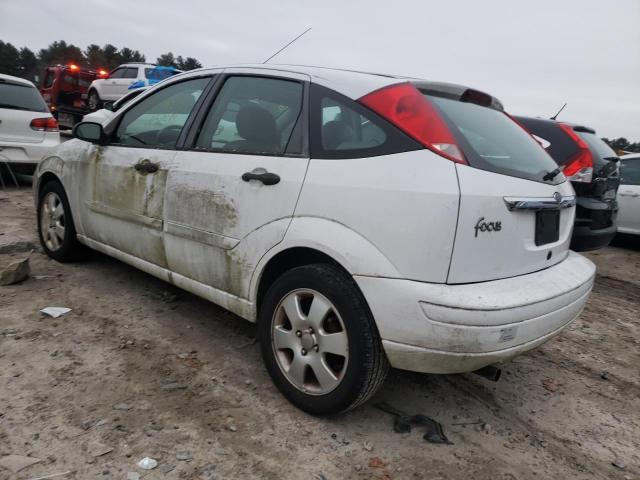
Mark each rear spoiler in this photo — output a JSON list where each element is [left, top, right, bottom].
[[412, 81, 504, 111]]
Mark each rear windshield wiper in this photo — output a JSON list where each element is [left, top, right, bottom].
[[603, 156, 619, 163], [543, 167, 562, 182]]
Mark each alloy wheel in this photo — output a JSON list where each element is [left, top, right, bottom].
[[40, 192, 66, 251], [271, 289, 349, 395]]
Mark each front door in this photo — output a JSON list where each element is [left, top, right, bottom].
[[104, 67, 138, 101], [82, 76, 212, 268], [164, 73, 309, 298]]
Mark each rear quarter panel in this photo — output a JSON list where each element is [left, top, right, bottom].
[[291, 149, 460, 283]]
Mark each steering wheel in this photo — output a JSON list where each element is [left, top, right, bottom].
[[155, 125, 183, 146]]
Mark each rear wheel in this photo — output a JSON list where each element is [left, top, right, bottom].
[[259, 264, 389, 415], [37, 181, 85, 262], [87, 90, 102, 111]]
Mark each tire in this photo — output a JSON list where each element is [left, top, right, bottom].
[[37, 180, 85, 262], [259, 264, 389, 415], [87, 90, 102, 111]]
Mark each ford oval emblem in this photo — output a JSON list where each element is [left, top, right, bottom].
[[553, 192, 562, 203]]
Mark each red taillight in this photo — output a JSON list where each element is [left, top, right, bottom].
[[68, 64, 79, 71], [30, 117, 59, 132], [358, 82, 467, 164], [98, 69, 108, 78], [557, 123, 593, 182]]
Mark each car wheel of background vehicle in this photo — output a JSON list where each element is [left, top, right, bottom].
[[259, 263, 389, 415], [37, 181, 85, 262], [88, 90, 102, 111]]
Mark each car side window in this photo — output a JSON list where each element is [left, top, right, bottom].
[[309, 84, 420, 159], [621, 159, 640, 186], [195, 76, 303, 156], [109, 68, 124, 79], [112, 77, 209, 149], [319, 96, 386, 151], [43, 71, 54, 89], [123, 68, 139, 79]]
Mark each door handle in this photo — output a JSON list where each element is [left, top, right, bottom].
[[242, 169, 280, 186], [134, 159, 159, 174]]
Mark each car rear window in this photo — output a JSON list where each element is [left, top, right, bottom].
[[576, 131, 617, 161], [426, 95, 563, 184], [514, 117, 578, 166], [0, 81, 48, 112]]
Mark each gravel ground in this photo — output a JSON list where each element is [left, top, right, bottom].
[[1, 186, 639, 480]]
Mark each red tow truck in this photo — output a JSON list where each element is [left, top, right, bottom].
[[39, 64, 108, 131]]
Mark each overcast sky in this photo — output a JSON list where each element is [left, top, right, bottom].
[[2, 0, 639, 139]]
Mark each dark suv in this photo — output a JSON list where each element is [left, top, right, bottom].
[[515, 116, 619, 251]]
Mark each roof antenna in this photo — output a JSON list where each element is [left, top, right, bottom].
[[263, 27, 312, 64], [550, 102, 567, 120]]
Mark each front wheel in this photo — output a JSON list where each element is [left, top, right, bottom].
[[259, 264, 389, 415], [37, 181, 85, 262]]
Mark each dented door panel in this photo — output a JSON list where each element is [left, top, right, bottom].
[[163, 151, 309, 298]]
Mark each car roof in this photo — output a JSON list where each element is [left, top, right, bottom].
[[176, 63, 494, 101], [0, 73, 36, 88], [118, 63, 156, 68], [621, 153, 640, 160], [516, 115, 597, 134]]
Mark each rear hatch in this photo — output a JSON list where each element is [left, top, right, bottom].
[[0, 78, 50, 143], [418, 85, 575, 284], [515, 117, 620, 201], [515, 117, 619, 230]]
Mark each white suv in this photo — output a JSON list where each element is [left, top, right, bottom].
[[0, 73, 60, 176], [34, 65, 595, 414], [87, 63, 156, 109]]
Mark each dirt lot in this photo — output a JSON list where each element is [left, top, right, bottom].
[[1, 186, 639, 480]]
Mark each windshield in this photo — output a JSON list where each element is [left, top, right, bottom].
[[426, 94, 564, 184], [0, 81, 48, 112]]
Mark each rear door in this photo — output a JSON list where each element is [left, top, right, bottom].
[[164, 71, 309, 298], [0, 78, 49, 143], [617, 157, 640, 234], [420, 92, 576, 283]]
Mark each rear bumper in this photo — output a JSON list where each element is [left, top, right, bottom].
[[571, 196, 618, 251], [570, 223, 617, 251], [355, 251, 595, 374], [0, 135, 60, 167]]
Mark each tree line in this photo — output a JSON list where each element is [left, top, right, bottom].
[[0, 39, 202, 83]]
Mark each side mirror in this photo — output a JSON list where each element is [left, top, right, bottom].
[[73, 121, 104, 144]]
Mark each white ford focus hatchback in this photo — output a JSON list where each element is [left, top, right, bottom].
[[34, 65, 595, 414]]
